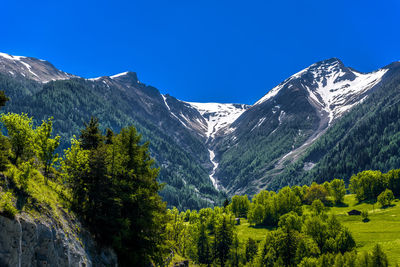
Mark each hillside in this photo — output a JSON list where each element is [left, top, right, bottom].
[[272, 62, 400, 190], [1, 52, 400, 208]]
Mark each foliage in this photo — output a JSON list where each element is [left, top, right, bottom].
[[361, 210, 369, 222], [370, 244, 389, 267], [1, 113, 36, 164], [0, 191, 17, 218], [247, 187, 302, 226], [245, 237, 258, 263], [214, 215, 234, 267], [35, 117, 60, 180], [378, 189, 394, 207], [230, 195, 250, 218], [61, 119, 168, 266], [304, 183, 329, 204], [1, 75, 221, 210], [329, 179, 346, 204]]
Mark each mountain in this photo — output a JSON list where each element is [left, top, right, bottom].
[[0, 52, 223, 210], [273, 61, 400, 189], [1, 51, 399, 208], [212, 58, 392, 195], [0, 52, 75, 83]]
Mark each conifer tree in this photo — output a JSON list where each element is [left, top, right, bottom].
[[214, 216, 233, 267], [197, 223, 211, 265]]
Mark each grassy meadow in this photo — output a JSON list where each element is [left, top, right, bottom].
[[234, 194, 400, 265]]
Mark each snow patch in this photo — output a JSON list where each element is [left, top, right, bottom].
[[0, 52, 25, 61], [208, 149, 219, 190], [187, 102, 248, 138], [110, 72, 129, 79], [251, 117, 266, 131], [20, 61, 39, 78], [308, 66, 388, 124]]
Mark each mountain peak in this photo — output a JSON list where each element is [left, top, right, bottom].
[[110, 71, 139, 83], [0, 52, 75, 83]]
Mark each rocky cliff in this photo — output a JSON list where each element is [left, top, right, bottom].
[[0, 213, 117, 267]]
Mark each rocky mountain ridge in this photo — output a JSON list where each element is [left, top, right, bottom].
[[0, 51, 397, 203]]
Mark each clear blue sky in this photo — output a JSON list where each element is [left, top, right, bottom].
[[1, 0, 399, 104]]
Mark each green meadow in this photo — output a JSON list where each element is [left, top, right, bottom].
[[235, 194, 400, 265]]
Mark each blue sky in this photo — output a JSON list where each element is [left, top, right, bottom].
[[1, 0, 399, 104]]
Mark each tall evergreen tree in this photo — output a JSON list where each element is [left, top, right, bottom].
[[214, 216, 233, 267], [62, 120, 168, 266], [79, 116, 103, 150], [197, 223, 211, 265]]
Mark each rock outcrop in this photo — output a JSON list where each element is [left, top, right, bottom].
[[0, 213, 117, 267]]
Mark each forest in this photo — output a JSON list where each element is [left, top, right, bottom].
[[0, 90, 398, 266]]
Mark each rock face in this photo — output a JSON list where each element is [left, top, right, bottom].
[[0, 52, 76, 83], [0, 214, 117, 267]]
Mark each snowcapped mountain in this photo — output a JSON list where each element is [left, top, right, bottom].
[[0, 52, 75, 83], [255, 58, 388, 124], [212, 58, 393, 195], [1, 51, 399, 205], [186, 102, 249, 140]]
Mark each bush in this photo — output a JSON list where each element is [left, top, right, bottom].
[[377, 189, 394, 207], [0, 192, 18, 218], [361, 210, 369, 222]]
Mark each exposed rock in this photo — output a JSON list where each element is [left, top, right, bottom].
[[0, 213, 117, 267]]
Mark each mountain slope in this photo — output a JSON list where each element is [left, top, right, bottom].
[[0, 53, 223, 210], [272, 61, 400, 189], [0, 52, 75, 83], [1, 51, 399, 207], [212, 58, 391, 195]]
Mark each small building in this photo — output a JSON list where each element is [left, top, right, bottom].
[[348, 209, 361, 216]]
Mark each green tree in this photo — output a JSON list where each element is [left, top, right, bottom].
[[0, 90, 9, 108], [197, 223, 211, 265], [0, 135, 10, 171], [230, 195, 250, 218], [330, 179, 346, 204], [62, 121, 168, 266], [0, 91, 10, 171], [245, 237, 258, 263], [214, 215, 233, 267], [1, 113, 36, 164], [370, 244, 388, 267], [35, 117, 60, 181], [335, 228, 356, 253], [377, 189, 394, 207], [310, 199, 326, 216], [79, 116, 103, 150], [361, 210, 369, 222], [304, 183, 329, 204]]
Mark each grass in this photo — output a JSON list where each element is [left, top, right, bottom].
[[233, 194, 400, 265], [331, 194, 400, 266], [236, 218, 271, 244]]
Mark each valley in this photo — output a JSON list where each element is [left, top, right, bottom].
[[1, 52, 400, 211]]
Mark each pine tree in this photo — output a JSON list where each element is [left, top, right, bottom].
[[0, 90, 9, 107], [245, 237, 258, 263], [63, 120, 168, 266], [79, 116, 103, 150], [370, 244, 388, 267], [197, 223, 211, 265], [214, 216, 233, 267]]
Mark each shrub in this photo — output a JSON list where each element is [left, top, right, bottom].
[[361, 210, 369, 222], [377, 189, 394, 207], [0, 192, 18, 218]]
